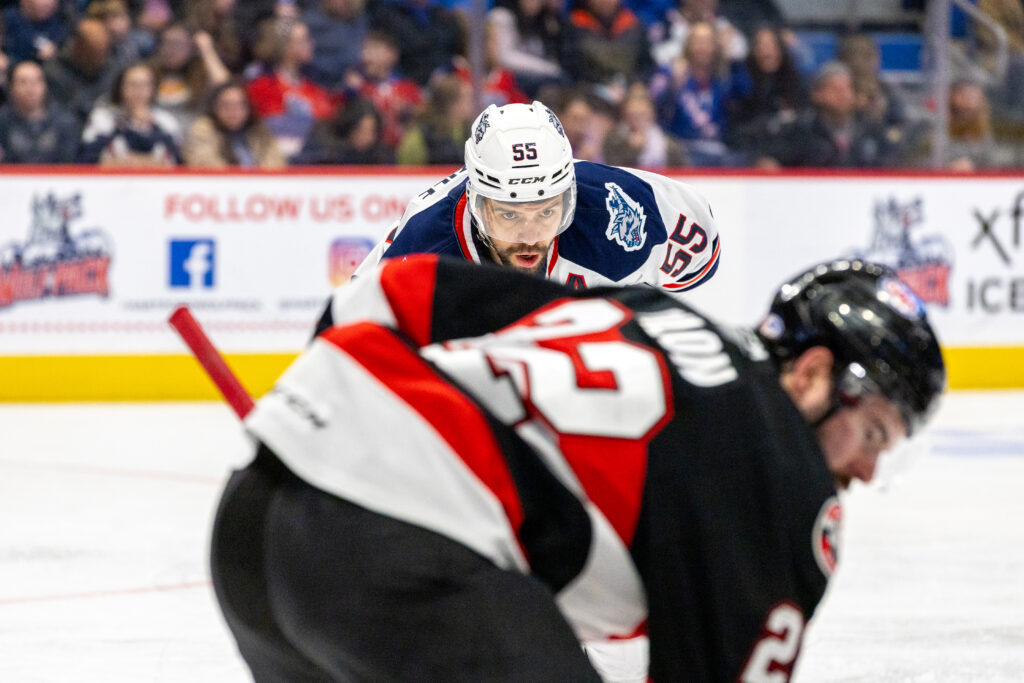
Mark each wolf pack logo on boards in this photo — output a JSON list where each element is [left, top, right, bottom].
[[0, 193, 112, 307], [604, 182, 647, 252], [853, 197, 953, 306]]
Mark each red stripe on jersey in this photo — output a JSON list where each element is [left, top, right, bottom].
[[662, 237, 721, 290], [609, 621, 648, 639], [453, 193, 476, 261], [320, 321, 527, 534], [546, 236, 560, 277], [378, 256, 438, 347], [515, 317, 674, 546], [559, 434, 649, 545]]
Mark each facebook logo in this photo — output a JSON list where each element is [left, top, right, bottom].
[[169, 239, 216, 288]]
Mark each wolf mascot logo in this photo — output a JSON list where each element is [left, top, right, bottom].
[[604, 182, 647, 252]]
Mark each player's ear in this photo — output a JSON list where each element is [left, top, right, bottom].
[[782, 346, 835, 422]]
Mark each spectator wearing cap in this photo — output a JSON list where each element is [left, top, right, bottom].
[[0, 60, 79, 163], [2, 0, 69, 63]]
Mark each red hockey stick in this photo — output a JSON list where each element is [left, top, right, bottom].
[[168, 305, 255, 420]]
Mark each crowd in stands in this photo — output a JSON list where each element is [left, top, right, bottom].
[[0, 0, 1017, 170]]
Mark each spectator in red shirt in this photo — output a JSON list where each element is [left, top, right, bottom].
[[246, 17, 338, 160], [342, 30, 421, 149]]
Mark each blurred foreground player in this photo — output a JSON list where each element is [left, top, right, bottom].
[[210, 255, 945, 682]]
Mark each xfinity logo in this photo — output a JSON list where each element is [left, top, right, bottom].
[[508, 176, 547, 185], [971, 190, 1024, 265]]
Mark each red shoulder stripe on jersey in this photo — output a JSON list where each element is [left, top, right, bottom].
[[453, 193, 477, 262], [320, 321, 527, 534], [662, 236, 721, 291], [546, 235, 560, 277], [379, 255, 438, 347]]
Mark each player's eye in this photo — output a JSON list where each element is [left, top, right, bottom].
[[500, 211, 518, 221], [539, 208, 556, 219], [864, 417, 889, 449]]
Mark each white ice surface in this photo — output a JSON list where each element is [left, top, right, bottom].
[[1, 392, 1022, 682]]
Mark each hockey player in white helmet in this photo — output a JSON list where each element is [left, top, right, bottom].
[[348, 100, 721, 290]]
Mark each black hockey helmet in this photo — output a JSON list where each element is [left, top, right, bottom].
[[756, 259, 946, 435]]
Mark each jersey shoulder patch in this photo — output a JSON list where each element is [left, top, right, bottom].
[[604, 181, 647, 252], [560, 162, 668, 280], [812, 496, 842, 577]]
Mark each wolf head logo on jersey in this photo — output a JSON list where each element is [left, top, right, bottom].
[[812, 497, 842, 576], [604, 182, 647, 252]]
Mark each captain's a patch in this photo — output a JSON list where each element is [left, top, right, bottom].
[[604, 182, 647, 252]]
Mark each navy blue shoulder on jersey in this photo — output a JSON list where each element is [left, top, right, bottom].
[[382, 176, 471, 260], [559, 161, 670, 281]]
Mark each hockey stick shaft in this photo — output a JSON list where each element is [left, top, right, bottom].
[[168, 305, 254, 420]]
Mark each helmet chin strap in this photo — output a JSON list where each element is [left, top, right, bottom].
[[812, 402, 841, 430], [472, 219, 500, 263]]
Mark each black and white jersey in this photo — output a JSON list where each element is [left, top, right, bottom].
[[246, 255, 839, 682]]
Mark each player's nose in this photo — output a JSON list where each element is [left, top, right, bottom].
[[515, 223, 550, 244], [856, 448, 881, 483]]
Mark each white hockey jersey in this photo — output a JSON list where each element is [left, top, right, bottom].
[[353, 160, 721, 295]]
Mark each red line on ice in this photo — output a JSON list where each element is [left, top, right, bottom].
[[0, 580, 212, 605], [0, 459, 224, 484]]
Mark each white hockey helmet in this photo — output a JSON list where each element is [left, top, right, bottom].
[[465, 101, 576, 244]]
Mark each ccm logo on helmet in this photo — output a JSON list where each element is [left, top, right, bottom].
[[508, 176, 547, 184]]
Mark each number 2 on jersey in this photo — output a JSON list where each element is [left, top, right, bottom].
[[739, 602, 805, 683], [428, 299, 671, 440]]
